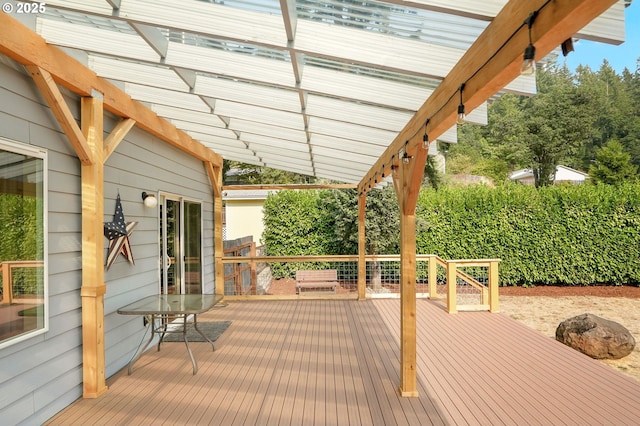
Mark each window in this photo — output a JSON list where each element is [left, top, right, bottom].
[[0, 139, 47, 348]]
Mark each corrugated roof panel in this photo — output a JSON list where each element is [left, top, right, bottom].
[[214, 101, 305, 130], [297, 0, 487, 50], [228, 120, 308, 144], [309, 117, 396, 146], [306, 95, 413, 131], [42, 0, 115, 16], [313, 154, 373, 171], [248, 139, 310, 153], [152, 105, 227, 127], [118, 0, 288, 47], [312, 146, 378, 165], [301, 65, 432, 110], [577, 1, 625, 44], [170, 119, 238, 139], [195, 75, 301, 113], [88, 56, 189, 92], [258, 149, 312, 162], [165, 42, 295, 87], [296, 19, 464, 78], [124, 83, 210, 112], [311, 135, 386, 157], [37, 19, 160, 62]]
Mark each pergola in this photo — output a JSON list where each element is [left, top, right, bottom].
[[0, 0, 625, 399]]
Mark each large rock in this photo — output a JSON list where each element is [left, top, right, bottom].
[[555, 313, 635, 359]]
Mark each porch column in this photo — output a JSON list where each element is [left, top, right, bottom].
[[357, 193, 366, 300], [396, 157, 417, 397], [80, 93, 108, 398], [209, 163, 225, 295]]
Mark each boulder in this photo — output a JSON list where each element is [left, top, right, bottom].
[[555, 313, 635, 360]]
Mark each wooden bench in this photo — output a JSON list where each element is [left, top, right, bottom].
[[296, 269, 338, 294]]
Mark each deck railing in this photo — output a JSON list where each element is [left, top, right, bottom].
[[0, 260, 44, 304], [221, 251, 499, 313]]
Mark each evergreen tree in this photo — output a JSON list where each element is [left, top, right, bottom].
[[589, 139, 638, 185]]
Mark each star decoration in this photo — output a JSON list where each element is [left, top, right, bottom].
[[105, 221, 137, 270], [104, 194, 137, 270], [104, 193, 127, 239]]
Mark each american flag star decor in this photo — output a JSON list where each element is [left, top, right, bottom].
[[104, 193, 138, 270]]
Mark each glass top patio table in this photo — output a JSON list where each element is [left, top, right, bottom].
[[118, 294, 224, 375], [118, 294, 223, 315]]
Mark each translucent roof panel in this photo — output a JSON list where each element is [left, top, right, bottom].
[[24, 0, 627, 184]]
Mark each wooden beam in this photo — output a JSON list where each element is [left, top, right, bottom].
[[103, 118, 136, 162], [223, 184, 357, 191], [357, 193, 366, 300], [26, 66, 92, 165], [358, 0, 617, 194], [0, 13, 222, 168], [80, 94, 108, 398]]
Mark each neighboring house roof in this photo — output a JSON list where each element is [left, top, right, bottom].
[[222, 189, 277, 201], [509, 165, 589, 183]]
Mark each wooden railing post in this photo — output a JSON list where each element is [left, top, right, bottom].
[[1, 263, 11, 304], [428, 255, 437, 299], [250, 242, 257, 295], [446, 261, 457, 314], [489, 260, 499, 313], [357, 193, 366, 300]]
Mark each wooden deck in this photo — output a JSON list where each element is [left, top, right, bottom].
[[46, 299, 640, 425]]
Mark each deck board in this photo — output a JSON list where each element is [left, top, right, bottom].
[[45, 299, 640, 426]]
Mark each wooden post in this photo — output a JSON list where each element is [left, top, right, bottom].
[[489, 260, 500, 313], [80, 93, 108, 398], [357, 193, 366, 300], [211, 164, 225, 296], [428, 255, 437, 299], [394, 152, 423, 398], [446, 261, 457, 314], [250, 242, 257, 295]]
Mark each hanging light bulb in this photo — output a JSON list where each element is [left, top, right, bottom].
[[457, 84, 466, 125], [423, 119, 430, 149], [521, 11, 538, 76], [521, 44, 536, 75]]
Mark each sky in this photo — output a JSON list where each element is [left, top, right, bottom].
[[559, 1, 639, 74]]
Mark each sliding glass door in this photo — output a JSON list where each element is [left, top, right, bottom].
[[160, 195, 202, 295]]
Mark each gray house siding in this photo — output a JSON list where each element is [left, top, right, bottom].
[[0, 55, 216, 425]]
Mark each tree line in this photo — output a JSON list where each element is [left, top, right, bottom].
[[449, 60, 640, 187]]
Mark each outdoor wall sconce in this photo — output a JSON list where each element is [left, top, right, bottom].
[[141, 191, 158, 208]]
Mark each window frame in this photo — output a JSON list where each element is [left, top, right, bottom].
[[0, 138, 48, 349]]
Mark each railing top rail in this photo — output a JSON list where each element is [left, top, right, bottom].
[[222, 255, 360, 263], [221, 255, 499, 265], [448, 259, 501, 265], [0, 260, 44, 266]]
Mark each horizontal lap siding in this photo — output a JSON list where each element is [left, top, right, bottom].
[[0, 56, 216, 424], [0, 59, 84, 425]]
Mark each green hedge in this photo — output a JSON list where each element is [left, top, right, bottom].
[[416, 183, 640, 286], [262, 184, 640, 286], [262, 190, 332, 278]]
